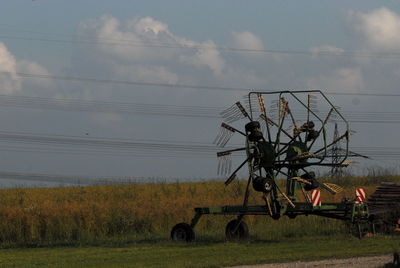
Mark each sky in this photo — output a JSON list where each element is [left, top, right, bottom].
[[0, 1, 400, 186]]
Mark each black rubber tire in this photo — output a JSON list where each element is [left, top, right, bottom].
[[225, 219, 249, 240], [252, 176, 273, 193], [271, 213, 281, 220], [245, 121, 261, 132], [171, 223, 195, 242], [304, 180, 319, 191]]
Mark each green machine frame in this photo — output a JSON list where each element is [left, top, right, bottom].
[[171, 90, 372, 242]]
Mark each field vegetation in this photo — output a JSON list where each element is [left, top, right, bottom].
[[0, 236, 398, 267], [0, 175, 398, 247]]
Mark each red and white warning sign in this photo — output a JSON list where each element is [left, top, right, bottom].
[[355, 188, 366, 204], [311, 190, 321, 207]]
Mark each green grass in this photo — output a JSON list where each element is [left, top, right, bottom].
[[0, 175, 397, 247], [0, 235, 398, 267], [0, 176, 398, 267]]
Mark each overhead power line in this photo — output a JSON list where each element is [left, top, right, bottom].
[[0, 170, 94, 185], [0, 94, 398, 123], [8, 72, 400, 97], [0, 170, 148, 185], [15, 72, 245, 91], [0, 130, 222, 154], [0, 130, 396, 160], [2, 30, 400, 60], [0, 94, 221, 118]]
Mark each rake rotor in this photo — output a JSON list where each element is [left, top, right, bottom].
[[215, 90, 354, 216], [171, 90, 375, 243]]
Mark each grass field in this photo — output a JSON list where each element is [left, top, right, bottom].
[[0, 175, 398, 267], [0, 236, 398, 267], [0, 175, 397, 247]]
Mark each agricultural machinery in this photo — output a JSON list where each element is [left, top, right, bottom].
[[171, 90, 400, 242]]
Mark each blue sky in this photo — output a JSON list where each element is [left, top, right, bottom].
[[2, 1, 399, 57], [0, 1, 400, 185]]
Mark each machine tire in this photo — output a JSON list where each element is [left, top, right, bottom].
[[225, 219, 249, 240], [245, 121, 261, 132], [171, 223, 195, 242]]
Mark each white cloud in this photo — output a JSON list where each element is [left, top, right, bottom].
[[0, 42, 52, 95], [180, 40, 225, 75], [348, 7, 400, 50], [128, 16, 169, 35], [80, 15, 226, 78], [0, 43, 20, 94], [307, 68, 364, 92], [17, 60, 53, 88], [227, 31, 276, 63], [112, 65, 178, 85], [231, 31, 264, 51], [309, 45, 345, 58]]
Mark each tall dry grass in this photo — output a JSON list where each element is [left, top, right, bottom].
[[0, 175, 398, 246]]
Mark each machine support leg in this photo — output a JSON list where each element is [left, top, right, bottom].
[[190, 213, 202, 229], [371, 222, 376, 234], [357, 223, 362, 239], [242, 175, 252, 207], [231, 214, 245, 233]]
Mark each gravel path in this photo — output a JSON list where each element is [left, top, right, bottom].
[[228, 254, 396, 268]]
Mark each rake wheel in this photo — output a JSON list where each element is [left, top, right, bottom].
[[225, 219, 249, 240], [215, 91, 352, 210], [171, 223, 195, 242]]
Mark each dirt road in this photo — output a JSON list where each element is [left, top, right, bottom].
[[228, 254, 396, 268]]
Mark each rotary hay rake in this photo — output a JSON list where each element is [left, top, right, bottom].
[[170, 90, 395, 242]]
